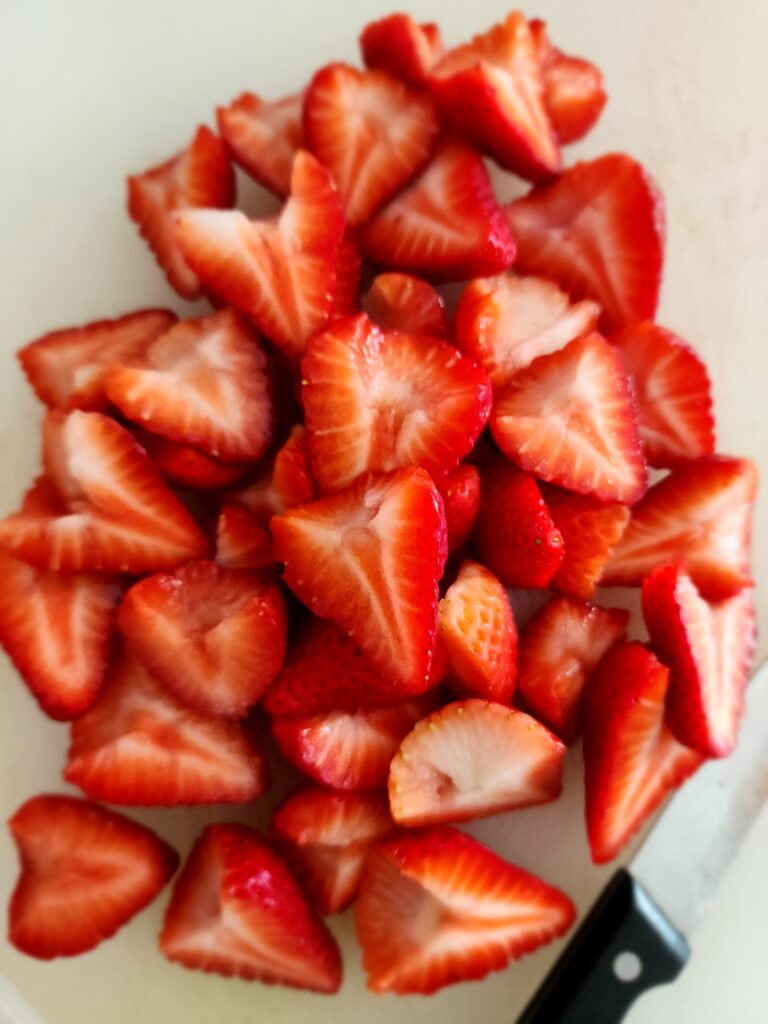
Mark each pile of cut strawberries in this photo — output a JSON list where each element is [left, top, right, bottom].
[[1, 9, 757, 999]]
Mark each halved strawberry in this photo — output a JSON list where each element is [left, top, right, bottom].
[[127, 126, 235, 299], [331, 230, 363, 317], [642, 562, 756, 757], [159, 824, 341, 991], [506, 153, 665, 332], [215, 503, 273, 570], [611, 321, 716, 468], [8, 794, 178, 960], [65, 651, 269, 805], [118, 560, 287, 719], [601, 456, 757, 599], [530, 19, 607, 144], [583, 642, 704, 863], [17, 309, 176, 412], [303, 63, 439, 226], [363, 141, 516, 282], [473, 458, 564, 588], [360, 13, 444, 88], [517, 596, 629, 743], [105, 308, 273, 464], [232, 424, 316, 520], [271, 468, 447, 684], [301, 313, 492, 491], [356, 826, 576, 994], [434, 464, 481, 552], [454, 272, 600, 390], [271, 784, 395, 914], [543, 485, 631, 600], [0, 411, 208, 573], [389, 700, 564, 826], [491, 333, 647, 504], [174, 150, 344, 362], [429, 13, 560, 180], [362, 272, 448, 337], [216, 92, 303, 197], [438, 561, 517, 703], [135, 432, 250, 490], [273, 696, 437, 792]]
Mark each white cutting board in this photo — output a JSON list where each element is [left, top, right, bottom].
[[0, 1, 766, 1022]]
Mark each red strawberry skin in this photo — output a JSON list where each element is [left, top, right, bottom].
[[362, 272, 448, 338], [435, 464, 481, 553], [360, 13, 443, 88], [135, 432, 250, 491], [216, 91, 303, 197], [215, 503, 273, 570]]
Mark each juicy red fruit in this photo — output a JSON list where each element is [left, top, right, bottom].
[[360, 13, 444, 88]]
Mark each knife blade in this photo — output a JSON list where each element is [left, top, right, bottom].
[[517, 658, 768, 1024]]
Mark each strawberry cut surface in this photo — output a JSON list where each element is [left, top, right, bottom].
[[217, 92, 303, 197], [362, 272, 448, 337], [360, 13, 444, 88]]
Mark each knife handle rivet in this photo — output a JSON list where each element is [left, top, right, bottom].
[[613, 950, 643, 983]]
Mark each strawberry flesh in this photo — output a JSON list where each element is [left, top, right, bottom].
[[362, 272, 448, 337], [360, 13, 444, 88], [216, 92, 303, 197]]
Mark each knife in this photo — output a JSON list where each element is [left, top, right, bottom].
[[517, 659, 768, 1024]]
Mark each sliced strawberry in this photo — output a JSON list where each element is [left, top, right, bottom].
[[159, 824, 341, 991], [272, 468, 447, 684], [105, 308, 273, 463], [491, 333, 647, 504], [118, 560, 287, 719], [360, 13, 444, 88], [473, 458, 564, 588], [216, 92, 303, 197], [438, 561, 517, 703], [302, 314, 491, 491], [8, 794, 178, 960], [135, 431, 250, 490], [583, 642, 704, 863], [517, 597, 629, 743], [642, 563, 756, 757], [303, 63, 439, 226], [127, 126, 234, 299], [271, 784, 395, 915], [174, 150, 344, 362], [363, 141, 516, 282], [65, 651, 269, 805], [506, 153, 665, 332], [272, 695, 436, 791], [434, 464, 481, 552], [331, 230, 363, 317], [356, 826, 576, 994], [454, 272, 600, 390], [232, 424, 316, 520], [0, 411, 208, 573], [543, 486, 631, 600], [0, 552, 120, 720], [215, 503, 273, 570], [601, 456, 757, 599], [611, 321, 716, 468], [530, 19, 607, 144], [17, 309, 176, 412], [362, 272, 448, 337]]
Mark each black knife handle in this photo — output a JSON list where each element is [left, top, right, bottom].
[[517, 869, 689, 1024]]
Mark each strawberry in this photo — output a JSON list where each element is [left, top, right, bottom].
[[173, 150, 344, 362], [505, 153, 665, 332], [159, 824, 341, 991], [332, 230, 363, 317], [215, 504, 273, 570], [272, 695, 437, 792], [271, 468, 447, 685], [601, 456, 757, 599], [17, 309, 176, 412], [438, 560, 517, 703], [232, 424, 316, 519], [516, 597, 629, 742], [118, 560, 287, 719], [356, 826, 576, 994], [135, 432, 250, 490], [434, 464, 481, 552], [0, 411, 208, 573], [611, 320, 716, 468], [301, 313, 492, 491], [642, 562, 756, 757], [360, 13, 444, 88], [491, 333, 647, 504], [362, 272, 448, 337], [453, 272, 600, 390], [127, 125, 235, 299], [583, 642, 704, 863], [65, 650, 269, 805], [216, 92, 303, 197], [543, 485, 631, 600], [473, 458, 564, 588], [303, 63, 439, 226], [271, 784, 395, 914], [429, 13, 560, 181], [0, 551, 120, 721], [530, 19, 607, 144], [8, 794, 178, 960], [362, 141, 516, 282], [105, 308, 274, 463]]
